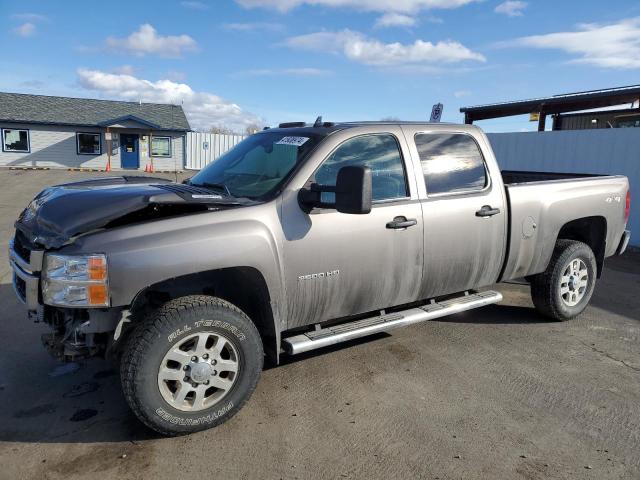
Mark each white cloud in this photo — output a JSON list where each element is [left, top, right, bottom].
[[106, 24, 197, 58], [495, 1, 527, 17], [454, 89, 471, 97], [180, 1, 209, 9], [223, 22, 284, 32], [236, 0, 476, 13], [239, 67, 331, 76], [284, 30, 485, 67], [375, 13, 417, 28], [11, 13, 48, 22], [507, 17, 640, 69], [76, 68, 261, 132], [13, 22, 36, 37]]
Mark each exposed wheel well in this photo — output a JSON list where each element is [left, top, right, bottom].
[[556, 216, 607, 277], [129, 267, 279, 364]]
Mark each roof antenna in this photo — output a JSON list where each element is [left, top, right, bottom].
[[313, 115, 323, 127]]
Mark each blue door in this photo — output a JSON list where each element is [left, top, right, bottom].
[[120, 134, 139, 169]]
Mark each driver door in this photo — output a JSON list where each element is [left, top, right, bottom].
[[280, 129, 424, 329]]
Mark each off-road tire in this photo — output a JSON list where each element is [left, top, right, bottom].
[[530, 240, 597, 321], [120, 295, 263, 436]]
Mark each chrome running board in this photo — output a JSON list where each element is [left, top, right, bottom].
[[282, 290, 502, 355]]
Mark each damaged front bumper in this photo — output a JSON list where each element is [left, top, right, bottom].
[[9, 238, 44, 320], [9, 238, 125, 359]]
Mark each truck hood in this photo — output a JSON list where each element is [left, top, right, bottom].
[[15, 176, 246, 249]]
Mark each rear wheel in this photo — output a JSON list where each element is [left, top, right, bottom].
[[120, 295, 263, 436], [530, 240, 597, 321]]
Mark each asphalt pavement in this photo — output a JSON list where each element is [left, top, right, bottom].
[[0, 169, 638, 480]]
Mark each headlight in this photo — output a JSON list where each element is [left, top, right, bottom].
[[42, 254, 109, 307]]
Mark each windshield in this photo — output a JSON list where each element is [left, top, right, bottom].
[[189, 131, 324, 199]]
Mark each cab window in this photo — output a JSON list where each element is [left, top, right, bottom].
[[415, 133, 487, 195], [315, 134, 408, 202]]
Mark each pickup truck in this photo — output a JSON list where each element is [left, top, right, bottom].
[[9, 121, 631, 436]]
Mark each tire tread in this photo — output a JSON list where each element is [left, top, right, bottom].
[[120, 295, 262, 436], [530, 240, 595, 321]]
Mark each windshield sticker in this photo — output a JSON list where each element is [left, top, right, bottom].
[[276, 136, 309, 147]]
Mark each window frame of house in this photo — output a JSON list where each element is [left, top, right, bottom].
[[2, 128, 31, 153], [151, 135, 172, 157], [76, 132, 102, 156]]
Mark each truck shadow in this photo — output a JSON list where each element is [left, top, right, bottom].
[[433, 304, 548, 325]]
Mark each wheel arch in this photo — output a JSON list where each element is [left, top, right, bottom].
[[128, 267, 281, 364], [556, 216, 607, 277]]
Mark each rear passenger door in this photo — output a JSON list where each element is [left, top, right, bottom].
[[405, 129, 507, 298]]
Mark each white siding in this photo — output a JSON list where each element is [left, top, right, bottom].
[[487, 129, 639, 246], [0, 123, 185, 171], [185, 132, 246, 170]]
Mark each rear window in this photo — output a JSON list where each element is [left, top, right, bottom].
[[415, 133, 487, 195]]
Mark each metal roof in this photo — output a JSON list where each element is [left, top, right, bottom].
[[0, 92, 191, 131], [460, 84, 640, 123]]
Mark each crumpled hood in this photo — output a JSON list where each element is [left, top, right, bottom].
[[15, 176, 236, 249]]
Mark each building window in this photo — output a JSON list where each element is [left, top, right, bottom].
[[415, 133, 488, 196], [2, 128, 30, 153], [76, 132, 102, 155], [615, 116, 640, 128], [151, 136, 171, 157]]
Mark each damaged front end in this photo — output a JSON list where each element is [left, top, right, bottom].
[[10, 230, 128, 361], [10, 175, 248, 361], [39, 307, 129, 361], [15, 175, 238, 249]]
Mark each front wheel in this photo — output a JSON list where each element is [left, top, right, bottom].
[[530, 240, 597, 321], [120, 296, 263, 436]]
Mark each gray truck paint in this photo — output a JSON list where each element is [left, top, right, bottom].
[[10, 122, 630, 360]]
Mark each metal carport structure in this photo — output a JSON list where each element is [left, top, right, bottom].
[[460, 85, 640, 131]]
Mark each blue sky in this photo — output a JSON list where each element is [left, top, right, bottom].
[[2, 0, 640, 132]]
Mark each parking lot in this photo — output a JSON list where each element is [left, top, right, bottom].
[[0, 169, 638, 480]]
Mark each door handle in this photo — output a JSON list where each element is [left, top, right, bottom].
[[475, 205, 501, 217], [386, 216, 418, 229]]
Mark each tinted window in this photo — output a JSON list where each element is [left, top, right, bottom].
[[415, 133, 487, 195], [315, 134, 407, 202]]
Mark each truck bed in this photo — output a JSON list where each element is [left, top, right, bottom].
[[499, 171, 629, 283], [501, 170, 604, 185]]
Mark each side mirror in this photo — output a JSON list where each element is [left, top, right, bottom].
[[335, 165, 372, 214], [298, 165, 372, 215]]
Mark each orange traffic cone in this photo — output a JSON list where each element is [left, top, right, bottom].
[[105, 159, 111, 172]]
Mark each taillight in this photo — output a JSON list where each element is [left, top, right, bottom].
[[625, 190, 631, 223]]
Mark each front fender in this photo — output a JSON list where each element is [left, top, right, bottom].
[[60, 203, 285, 325]]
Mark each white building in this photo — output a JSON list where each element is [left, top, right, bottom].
[[0, 92, 190, 171]]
